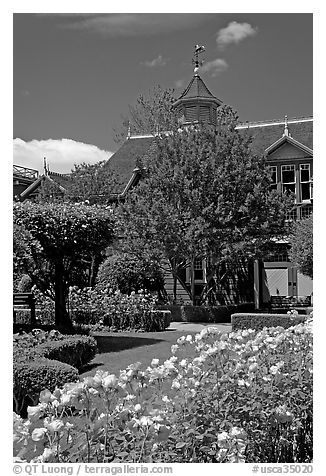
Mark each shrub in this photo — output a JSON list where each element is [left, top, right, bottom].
[[14, 330, 97, 368], [68, 286, 104, 325], [37, 335, 97, 370], [13, 319, 312, 463], [231, 312, 306, 331], [13, 358, 79, 416], [68, 287, 163, 331], [101, 290, 159, 331], [158, 303, 255, 323], [96, 254, 165, 295], [13, 330, 97, 416]]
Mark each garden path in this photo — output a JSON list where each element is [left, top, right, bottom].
[[80, 321, 231, 378]]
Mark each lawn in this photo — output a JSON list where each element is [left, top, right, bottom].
[[80, 322, 231, 377]]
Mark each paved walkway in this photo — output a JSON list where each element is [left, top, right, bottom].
[[168, 321, 231, 333]]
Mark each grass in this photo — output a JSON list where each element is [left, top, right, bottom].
[[80, 324, 230, 377]]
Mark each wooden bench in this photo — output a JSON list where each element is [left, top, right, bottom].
[[13, 293, 36, 325]]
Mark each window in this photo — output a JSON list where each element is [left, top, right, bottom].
[[300, 205, 313, 219], [300, 164, 311, 202], [269, 166, 277, 190], [194, 258, 204, 281], [281, 165, 296, 195]]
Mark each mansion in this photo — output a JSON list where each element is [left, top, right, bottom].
[[13, 62, 313, 309]]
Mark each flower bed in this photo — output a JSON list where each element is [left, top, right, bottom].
[[31, 286, 167, 332], [13, 319, 312, 463]]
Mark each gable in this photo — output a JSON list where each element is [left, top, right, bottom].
[[105, 136, 155, 193], [267, 141, 312, 161], [237, 119, 313, 155]]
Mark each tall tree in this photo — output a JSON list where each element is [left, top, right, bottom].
[[66, 161, 118, 204], [118, 106, 292, 305], [14, 202, 116, 330], [112, 86, 176, 144], [289, 215, 313, 278]]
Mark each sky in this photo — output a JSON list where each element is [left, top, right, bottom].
[[13, 12, 313, 173]]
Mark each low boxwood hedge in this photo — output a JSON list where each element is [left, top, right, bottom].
[[13, 358, 79, 417], [37, 335, 97, 370], [231, 313, 306, 331], [13, 330, 97, 417], [158, 303, 254, 323]]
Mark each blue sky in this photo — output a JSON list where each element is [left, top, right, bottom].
[[13, 12, 312, 173]]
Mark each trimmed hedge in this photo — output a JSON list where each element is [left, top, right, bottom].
[[13, 358, 79, 416], [158, 303, 254, 323], [149, 310, 171, 331], [13, 330, 97, 417], [37, 335, 97, 370], [231, 313, 306, 331]]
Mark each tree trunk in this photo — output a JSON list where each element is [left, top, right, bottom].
[[190, 257, 196, 306], [54, 259, 73, 332]]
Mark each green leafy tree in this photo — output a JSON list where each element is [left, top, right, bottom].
[[118, 106, 292, 305], [13, 202, 116, 330], [113, 86, 176, 143], [96, 252, 166, 298], [66, 161, 118, 204], [289, 215, 313, 278]]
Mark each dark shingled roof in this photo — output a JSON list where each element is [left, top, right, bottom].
[[178, 74, 217, 100], [105, 118, 313, 193], [237, 119, 313, 155], [105, 136, 156, 193]]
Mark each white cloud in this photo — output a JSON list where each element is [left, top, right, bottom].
[[141, 55, 167, 68], [216, 21, 257, 49], [13, 138, 113, 174], [201, 58, 228, 77], [59, 13, 210, 37]]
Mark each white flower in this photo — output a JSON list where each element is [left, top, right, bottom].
[[186, 334, 193, 343], [125, 394, 136, 401], [47, 420, 64, 433], [139, 416, 153, 426], [134, 404, 141, 412], [151, 358, 159, 367], [171, 345, 179, 354], [171, 380, 181, 390], [177, 336, 185, 345], [31, 427, 47, 441], [27, 404, 45, 419], [102, 374, 118, 390], [179, 359, 187, 368]]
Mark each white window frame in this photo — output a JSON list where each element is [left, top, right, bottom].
[[269, 165, 277, 189], [281, 165, 296, 196], [299, 163, 312, 203]]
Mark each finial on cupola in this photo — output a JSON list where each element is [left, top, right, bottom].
[[192, 44, 205, 75], [283, 115, 291, 137]]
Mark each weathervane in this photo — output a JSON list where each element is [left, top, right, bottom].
[[192, 44, 205, 74]]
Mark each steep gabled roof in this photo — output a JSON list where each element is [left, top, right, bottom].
[[18, 172, 72, 201], [105, 135, 156, 193], [104, 117, 313, 196], [178, 74, 217, 100], [265, 134, 313, 156], [236, 117, 313, 154]]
